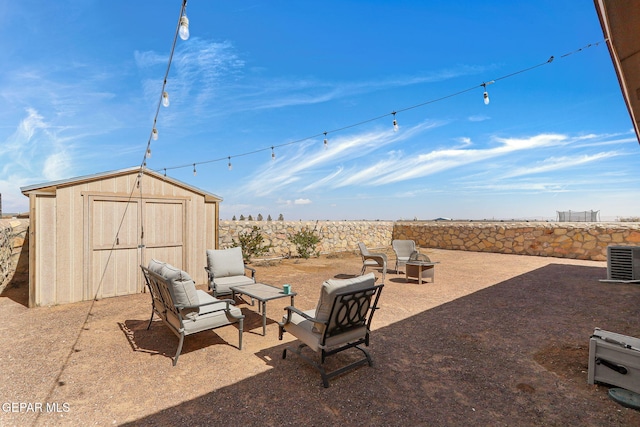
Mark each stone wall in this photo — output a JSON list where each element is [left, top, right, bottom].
[[0, 219, 29, 294], [218, 220, 640, 261], [393, 221, 640, 261], [218, 220, 394, 258], [2, 220, 638, 293]]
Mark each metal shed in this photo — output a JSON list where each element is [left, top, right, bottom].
[[20, 167, 222, 307]]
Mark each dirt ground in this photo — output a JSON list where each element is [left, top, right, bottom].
[[1, 248, 640, 426]]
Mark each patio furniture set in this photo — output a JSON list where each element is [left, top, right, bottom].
[[139, 240, 433, 387], [359, 239, 439, 284]]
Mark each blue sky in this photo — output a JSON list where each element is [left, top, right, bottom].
[[2, 1, 639, 220]]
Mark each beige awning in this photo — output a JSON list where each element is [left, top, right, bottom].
[[594, 0, 640, 144]]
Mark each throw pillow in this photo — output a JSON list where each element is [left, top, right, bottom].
[[160, 263, 199, 319]]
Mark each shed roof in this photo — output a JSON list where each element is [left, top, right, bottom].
[[594, 0, 640, 144], [20, 166, 223, 202]]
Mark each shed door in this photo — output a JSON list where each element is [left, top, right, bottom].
[[87, 196, 186, 300], [141, 199, 185, 268], [88, 198, 140, 299]]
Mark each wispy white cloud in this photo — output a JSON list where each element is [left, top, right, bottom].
[[468, 115, 490, 122], [301, 167, 344, 191], [42, 150, 72, 181], [456, 137, 473, 146], [148, 38, 495, 118], [242, 120, 441, 195], [465, 181, 570, 192], [361, 134, 569, 185], [502, 152, 621, 178], [238, 129, 627, 199], [0, 109, 65, 211]]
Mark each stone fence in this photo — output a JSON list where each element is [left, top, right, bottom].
[[0, 219, 29, 295], [218, 220, 394, 257], [219, 220, 640, 261], [2, 220, 639, 292], [392, 221, 640, 261]]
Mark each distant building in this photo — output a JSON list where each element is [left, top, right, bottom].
[[556, 210, 600, 222]]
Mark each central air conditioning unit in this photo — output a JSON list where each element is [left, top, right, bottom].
[[603, 245, 640, 283]]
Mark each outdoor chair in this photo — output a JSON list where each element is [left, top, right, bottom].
[[278, 272, 384, 387], [358, 242, 387, 281], [392, 239, 417, 273], [141, 260, 244, 365], [205, 247, 256, 297]]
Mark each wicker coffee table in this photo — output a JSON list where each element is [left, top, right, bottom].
[[230, 283, 296, 336]]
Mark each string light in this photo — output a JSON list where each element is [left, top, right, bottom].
[[137, 0, 187, 176], [70, 2, 191, 404], [164, 168, 167, 177], [193, 163, 197, 176], [271, 146, 275, 160], [179, 14, 190, 41], [482, 81, 494, 105], [153, 41, 603, 178]]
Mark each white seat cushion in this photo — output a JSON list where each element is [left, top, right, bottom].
[[206, 247, 245, 278], [213, 275, 255, 294]]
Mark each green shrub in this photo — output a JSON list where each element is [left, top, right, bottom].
[[232, 226, 272, 263], [288, 227, 321, 259]]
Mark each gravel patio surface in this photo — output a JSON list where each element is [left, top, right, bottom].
[[1, 248, 639, 426]]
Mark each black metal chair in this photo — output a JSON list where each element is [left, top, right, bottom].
[[278, 273, 383, 387]]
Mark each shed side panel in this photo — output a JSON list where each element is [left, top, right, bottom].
[[205, 201, 218, 251], [55, 186, 82, 304], [35, 195, 56, 306]]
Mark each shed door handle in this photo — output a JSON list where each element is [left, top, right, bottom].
[[596, 357, 628, 375]]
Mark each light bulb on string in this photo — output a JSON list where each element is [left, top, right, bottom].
[[482, 81, 494, 105], [179, 14, 190, 41], [323, 132, 328, 150], [152, 128, 158, 140], [271, 146, 275, 161], [228, 157, 232, 171], [193, 163, 197, 176], [392, 112, 399, 132], [163, 168, 167, 177], [162, 91, 170, 107], [146, 146, 152, 158]]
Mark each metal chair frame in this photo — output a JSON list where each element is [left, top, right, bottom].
[[279, 284, 384, 387]]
